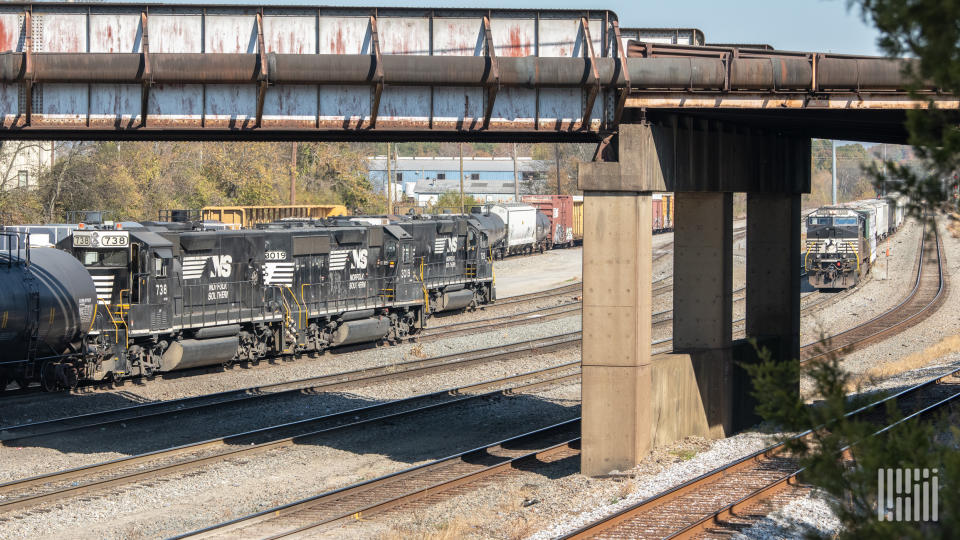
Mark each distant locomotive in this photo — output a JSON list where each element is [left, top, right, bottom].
[[0, 214, 498, 391], [804, 196, 907, 289]]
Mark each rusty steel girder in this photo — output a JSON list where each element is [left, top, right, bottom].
[[0, 4, 943, 140], [627, 42, 926, 92]]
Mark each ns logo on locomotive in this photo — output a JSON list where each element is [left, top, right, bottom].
[[0, 212, 505, 392]]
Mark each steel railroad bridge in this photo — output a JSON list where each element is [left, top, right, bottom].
[[3, 3, 951, 475]]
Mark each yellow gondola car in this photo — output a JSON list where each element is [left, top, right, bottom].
[[201, 205, 348, 229]]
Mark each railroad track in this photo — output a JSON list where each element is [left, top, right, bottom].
[[185, 362, 960, 540], [0, 333, 581, 442], [801, 218, 947, 362], [175, 420, 582, 539], [0, 365, 582, 516], [560, 364, 960, 539]]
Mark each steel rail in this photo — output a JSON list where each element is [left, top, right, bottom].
[[665, 377, 960, 539], [0, 366, 582, 515], [0, 332, 582, 442], [562, 362, 960, 539], [174, 419, 582, 540]]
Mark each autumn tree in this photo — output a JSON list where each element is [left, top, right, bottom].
[[852, 0, 960, 213]]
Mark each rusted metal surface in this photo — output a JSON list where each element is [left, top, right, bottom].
[[0, 4, 943, 139], [0, 4, 623, 135]]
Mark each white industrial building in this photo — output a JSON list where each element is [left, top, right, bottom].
[[0, 141, 54, 191]]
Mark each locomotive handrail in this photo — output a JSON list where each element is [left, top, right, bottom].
[[0, 230, 30, 268], [283, 286, 306, 329], [97, 300, 123, 345]]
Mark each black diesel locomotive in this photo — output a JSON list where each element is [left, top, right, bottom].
[[0, 214, 501, 391]]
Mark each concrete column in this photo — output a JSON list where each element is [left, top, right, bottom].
[[580, 191, 653, 476], [672, 192, 733, 438], [745, 193, 801, 364]]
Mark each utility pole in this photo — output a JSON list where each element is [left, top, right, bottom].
[[459, 142, 465, 214], [289, 141, 298, 205], [554, 143, 562, 195], [386, 142, 393, 215], [832, 139, 838, 205], [512, 143, 519, 202], [882, 143, 887, 197]]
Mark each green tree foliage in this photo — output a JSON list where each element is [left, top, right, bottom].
[[432, 191, 481, 213], [851, 0, 960, 214], [744, 335, 959, 537], [22, 141, 376, 223]]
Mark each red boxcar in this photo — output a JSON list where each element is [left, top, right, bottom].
[[652, 197, 665, 232], [521, 195, 574, 248]]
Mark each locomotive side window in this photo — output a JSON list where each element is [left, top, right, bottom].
[[79, 249, 127, 267], [154, 254, 168, 277], [385, 241, 398, 261], [402, 245, 413, 264]]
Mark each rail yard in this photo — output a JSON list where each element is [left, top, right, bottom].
[[0, 208, 956, 539], [0, 3, 957, 538]]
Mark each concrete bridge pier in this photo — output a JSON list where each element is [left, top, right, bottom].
[[673, 192, 734, 438], [578, 122, 808, 476], [578, 166, 655, 476]]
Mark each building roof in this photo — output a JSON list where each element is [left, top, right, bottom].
[[413, 178, 517, 194], [368, 156, 544, 173]]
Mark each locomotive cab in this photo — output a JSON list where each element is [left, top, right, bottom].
[[804, 209, 865, 289], [64, 226, 133, 308]]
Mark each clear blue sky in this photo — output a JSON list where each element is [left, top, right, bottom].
[[154, 0, 884, 55]]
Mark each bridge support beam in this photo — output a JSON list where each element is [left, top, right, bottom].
[[733, 193, 802, 429], [673, 192, 734, 438], [578, 127, 656, 476], [578, 121, 808, 476]]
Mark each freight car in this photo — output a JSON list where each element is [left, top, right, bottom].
[[522, 195, 574, 249], [568, 193, 672, 244], [0, 214, 496, 392], [804, 196, 907, 289], [486, 203, 550, 258], [198, 204, 348, 229]]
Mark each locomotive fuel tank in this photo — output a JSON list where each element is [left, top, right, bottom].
[[0, 247, 97, 365]]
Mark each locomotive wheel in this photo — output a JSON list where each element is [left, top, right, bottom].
[[63, 366, 79, 389], [41, 362, 60, 392]]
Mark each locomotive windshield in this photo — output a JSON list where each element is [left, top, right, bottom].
[[79, 249, 127, 267], [835, 217, 857, 225]]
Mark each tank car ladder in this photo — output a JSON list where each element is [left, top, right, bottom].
[[23, 267, 41, 381]]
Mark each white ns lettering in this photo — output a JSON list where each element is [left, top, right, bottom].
[[209, 255, 233, 278], [350, 249, 368, 268]]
